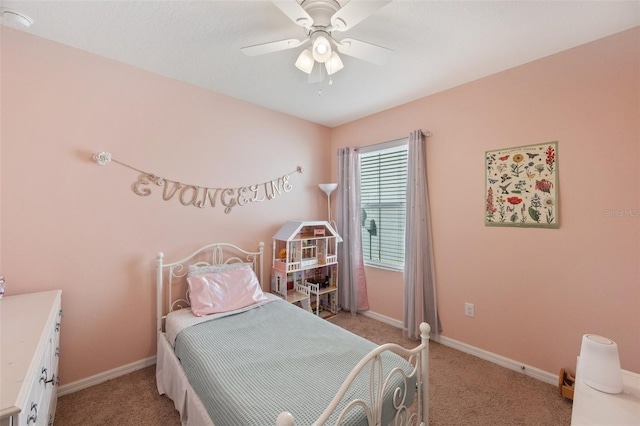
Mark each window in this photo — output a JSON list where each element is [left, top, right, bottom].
[[359, 139, 408, 270]]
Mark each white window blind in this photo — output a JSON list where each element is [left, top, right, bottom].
[[359, 141, 408, 270]]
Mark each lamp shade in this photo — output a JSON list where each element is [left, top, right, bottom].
[[312, 35, 332, 63], [295, 48, 314, 74], [325, 52, 344, 76], [318, 183, 338, 196], [579, 334, 624, 394]]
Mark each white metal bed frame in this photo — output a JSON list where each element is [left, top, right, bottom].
[[155, 241, 430, 426], [156, 241, 265, 335]]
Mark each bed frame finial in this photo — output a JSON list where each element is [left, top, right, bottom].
[[419, 322, 431, 337], [276, 412, 294, 426]]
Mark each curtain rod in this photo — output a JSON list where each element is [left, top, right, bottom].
[[357, 130, 432, 152]]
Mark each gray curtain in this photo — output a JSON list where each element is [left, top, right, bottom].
[[336, 147, 369, 314], [403, 130, 441, 339]]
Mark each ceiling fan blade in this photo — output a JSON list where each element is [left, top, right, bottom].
[[336, 38, 393, 65], [330, 0, 392, 32], [241, 39, 307, 56], [272, 1, 314, 28]]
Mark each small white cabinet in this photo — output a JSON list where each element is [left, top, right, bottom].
[[271, 221, 341, 318], [571, 356, 640, 425], [1, 290, 62, 426]]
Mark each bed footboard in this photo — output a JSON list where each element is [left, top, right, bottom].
[[277, 322, 431, 426]]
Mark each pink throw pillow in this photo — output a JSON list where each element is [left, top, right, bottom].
[[187, 265, 268, 316]]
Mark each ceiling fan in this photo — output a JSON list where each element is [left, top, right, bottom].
[[241, 0, 394, 80]]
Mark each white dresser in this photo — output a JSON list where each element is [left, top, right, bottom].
[[0, 290, 62, 426], [571, 356, 640, 425]]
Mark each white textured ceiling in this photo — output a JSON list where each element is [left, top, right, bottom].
[[2, 1, 639, 127]]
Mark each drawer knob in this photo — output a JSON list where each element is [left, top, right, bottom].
[[45, 373, 57, 386], [27, 403, 38, 424], [39, 367, 48, 385], [39, 368, 57, 387]]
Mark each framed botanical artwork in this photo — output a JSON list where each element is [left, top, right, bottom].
[[485, 141, 558, 228]]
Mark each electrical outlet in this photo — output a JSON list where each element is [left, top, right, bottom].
[[464, 302, 475, 318]]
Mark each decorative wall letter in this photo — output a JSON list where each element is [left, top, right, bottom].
[[93, 152, 305, 214]]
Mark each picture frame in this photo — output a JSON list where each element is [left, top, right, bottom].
[[485, 141, 558, 228]]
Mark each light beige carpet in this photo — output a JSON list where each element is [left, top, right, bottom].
[[55, 311, 572, 425]]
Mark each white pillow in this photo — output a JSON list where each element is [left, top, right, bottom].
[[186, 265, 268, 316]]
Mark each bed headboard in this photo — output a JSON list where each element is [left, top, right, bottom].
[[156, 242, 265, 336]]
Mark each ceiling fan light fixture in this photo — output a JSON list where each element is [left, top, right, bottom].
[[312, 34, 332, 63], [325, 52, 344, 75], [295, 48, 315, 74]]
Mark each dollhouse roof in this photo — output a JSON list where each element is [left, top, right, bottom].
[[273, 221, 342, 243]]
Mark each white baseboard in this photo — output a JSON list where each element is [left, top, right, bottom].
[[360, 310, 557, 386], [433, 335, 557, 385], [360, 310, 404, 328], [58, 356, 156, 396]]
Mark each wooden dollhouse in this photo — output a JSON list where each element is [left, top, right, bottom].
[[271, 220, 341, 318]]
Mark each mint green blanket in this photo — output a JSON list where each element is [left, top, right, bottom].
[[174, 299, 415, 425]]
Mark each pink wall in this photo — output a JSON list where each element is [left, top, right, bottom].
[[0, 28, 331, 384], [331, 28, 640, 374], [1, 25, 638, 387]]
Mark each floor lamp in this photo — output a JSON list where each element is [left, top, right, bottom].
[[318, 183, 338, 226]]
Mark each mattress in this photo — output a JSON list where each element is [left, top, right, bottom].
[[171, 298, 415, 425]]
